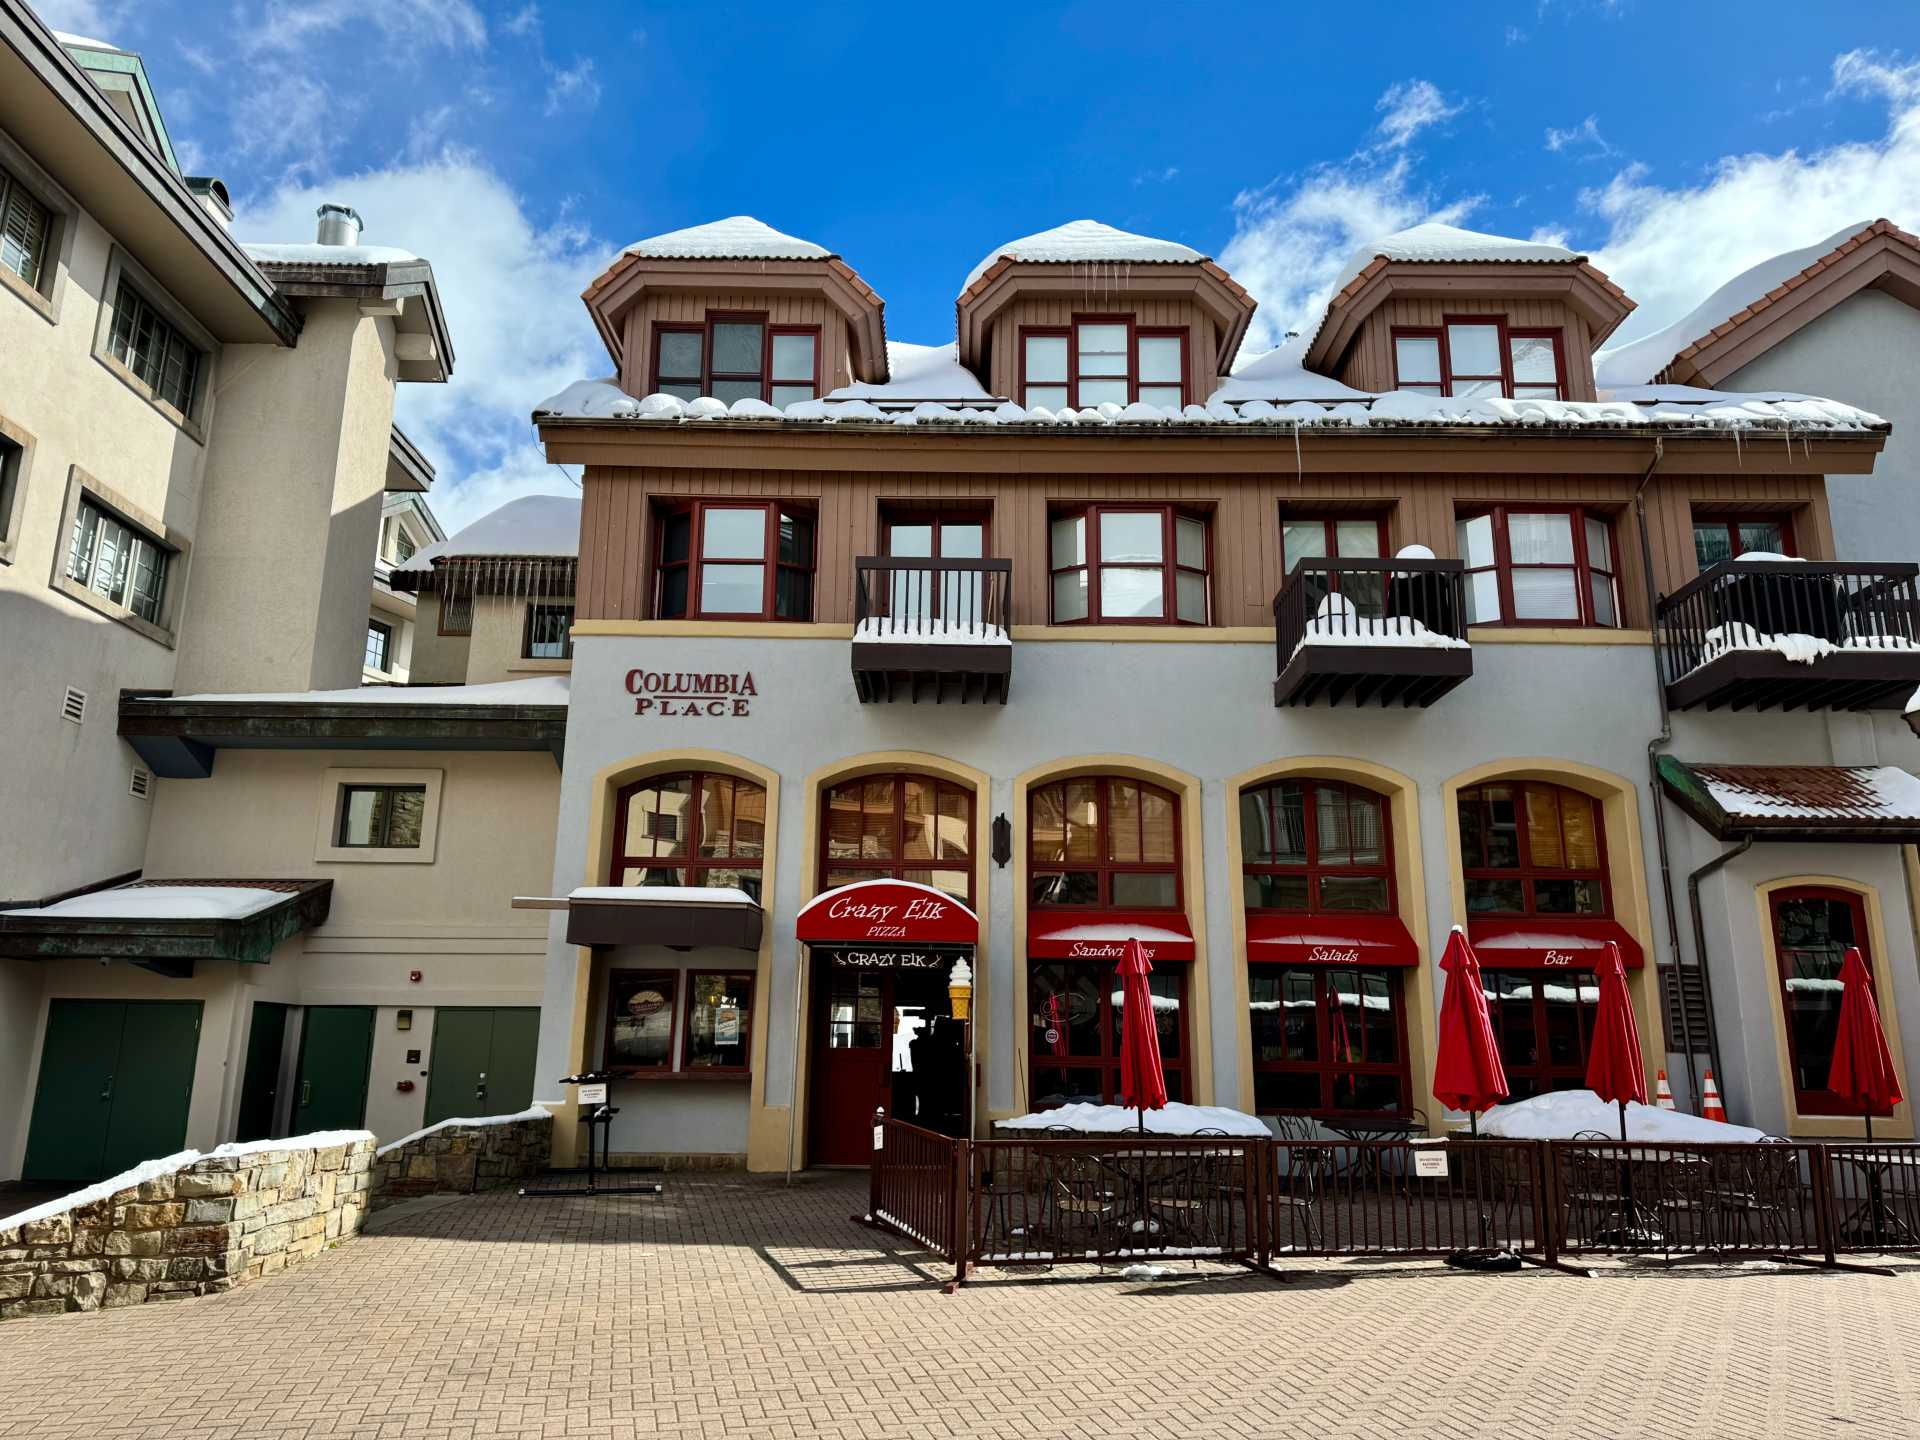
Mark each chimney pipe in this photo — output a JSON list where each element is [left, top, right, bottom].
[[315, 203, 363, 247]]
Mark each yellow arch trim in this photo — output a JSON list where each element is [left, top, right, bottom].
[[1222, 757, 1434, 1131]]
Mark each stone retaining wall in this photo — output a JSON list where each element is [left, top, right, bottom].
[[369, 1114, 551, 1205], [0, 1137, 374, 1319]]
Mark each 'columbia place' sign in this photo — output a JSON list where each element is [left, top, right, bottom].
[[626, 669, 758, 718]]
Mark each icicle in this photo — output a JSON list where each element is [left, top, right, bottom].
[[1292, 419, 1302, 479], [1732, 426, 1742, 467]]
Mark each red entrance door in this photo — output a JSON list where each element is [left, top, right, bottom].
[[808, 959, 967, 1165]]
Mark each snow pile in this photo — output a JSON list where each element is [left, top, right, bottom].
[[0, 1131, 374, 1233], [396, 494, 580, 568], [5, 885, 290, 922], [962, 219, 1205, 294], [245, 243, 421, 267], [1331, 222, 1580, 296], [52, 31, 123, 50], [1701, 766, 1920, 823], [824, 341, 993, 404], [853, 617, 1010, 646], [619, 215, 829, 261], [169, 675, 570, 706], [1213, 334, 1374, 405], [374, 1105, 550, 1158], [1595, 220, 1874, 386], [1290, 592, 1468, 659], [568, 885, 759, 906], [1698, 624, 1917, 669], [1476, 1090, 1765, 1142], [998, 1102, 1269, 1138]]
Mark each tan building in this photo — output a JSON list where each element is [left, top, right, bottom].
[[366, 446, 445, 685]]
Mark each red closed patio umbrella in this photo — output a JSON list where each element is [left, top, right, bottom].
[[1116, 937, 1168, 1132], [1585, 941, 1647, 1142], [1827, 946, 1903, 1141], [1433, 927, 1509, 1134]]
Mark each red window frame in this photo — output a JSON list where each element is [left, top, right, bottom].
[[1457, 503, 1620, 628], [819, 772, 976, 904], [1241, 778, 1395, 915], [1481, 967, 1600, 1100], [1389, 317, 1566, 400], [1017, 318, 1189, 410], [1457, 781, 1611, 919], [1028, 774, 1182, 910], [605, 969, 680, 1073], [1248, 966, 1413, 1117], [1690, 512, 1798, 572], [1770, 886, 1878, 1116], [682, 970, 754, 1075], [647, 314, 822, 407], [1028, 958, 1190, 1107], [609, 771, 768, 899], [1048, 502, 1211, 626], [653, 499, 815, 621]]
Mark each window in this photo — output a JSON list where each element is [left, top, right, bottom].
[[654, 500, 815, 621], [1692, 514, 1794, 570], [684, 972, 753, 1071], [1483, 969, 1600, 1100], [1029, 775, 1180, 909], [438, 592, 472, 636], [1770, 887, 1877, 1116], [607, 971, 678, 1070], [1251, 967, 1409, 1115], [610, 772, 767, 902], [335, 784, 426, 849], [66, 497, 169, 624], [389, 523, 417, 565], [1280, 514, 1387, 616], [1048, 504, 1209, 625], [1392, 320, 1564, 400], [364, 619, 393, 672], [1456, 505, 1619, 627], [1029, 960, 1187, 1107], [1458, 782, 1608, 917], [0, 426, 23, 550], [0, 162, 52, 292], [1240, 779, 1391, 914], [822, 774, 974, 903], [523, 602, 574, 659], [1020, 320, 1187, 410], [882, 508, 988, 622], [108, 279, 200, 416], [649, 316, 820, 409]]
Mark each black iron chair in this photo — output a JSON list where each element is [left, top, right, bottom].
[[1270, 1115, 1333, 1252]]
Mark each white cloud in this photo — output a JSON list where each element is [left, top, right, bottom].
[[228, 71, 351, 178], [1544, 115, 1614, 157], [543, 57, 601, 117], [1373, 80, 1465, 151], [232, 153, 606, 531], [240, 0, 486, 53], [1132, 166, 1180, 187], [26, 0, 129, 38], [502, 4, 541, 38]]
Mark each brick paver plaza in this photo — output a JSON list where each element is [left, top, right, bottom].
[[1, 1171, 1918, 1439]]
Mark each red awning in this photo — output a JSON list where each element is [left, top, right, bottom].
[[1027, 910, 1195, 963], [796, 879, 977, 946], [1245, 913, 1419, 967], [1466, 917, 1645, 970]]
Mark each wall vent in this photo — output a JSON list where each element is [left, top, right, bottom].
[[60, 686, 87, 725], [129, 766, 152, 800]]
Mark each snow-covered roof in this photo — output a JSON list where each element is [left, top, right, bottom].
[[53, 31, 124, 52], [824, 342, 993, 404], [5, 884, 293, 922], [1212, 335, 1374, 404], [395, 495, 580, 570], [569, 886, 759, 907], [962, 219, 1207, 296], [1595, 220, 1877, 387], [620, 215, 830, 262], [1331, 222, 1581, 296], [1696, 764, 1920, 825], [244, 243, 423, 267], [169, 675, 570, 707]]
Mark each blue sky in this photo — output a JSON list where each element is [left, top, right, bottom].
[[30, 0, 1920, 527]]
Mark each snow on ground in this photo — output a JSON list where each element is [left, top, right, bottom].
[[244, 244, 422, 266], [168, 675, 569, 706], [5, 885, 290, 922], [568, 886, 759, 906], [374, 1106, 550, 1158], [998, 1102, 1270, 1138], [853, 617, 1010, 645], [619, 216, 828, 261], [396, 494, 581, 568], [962, 219, 1204, 294], [1476, 1090, 1766, 1143]]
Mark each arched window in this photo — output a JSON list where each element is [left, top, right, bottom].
[[1029, 775, 1180, 909], [610, 772, 767, 901], [1240, 778, 1392, 913], [1457, 781, 1608, 917], [820, 773, 974, 904], [1771, 886, 1876, 1116]]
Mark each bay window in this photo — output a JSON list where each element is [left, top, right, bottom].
[[1049, 503, 1209, 625], [655, 499, 815, 621], [1020, 320, 1187, 410], [1456, 505, 1619, 627], [650, 316, 820, 409], [1392, 319, 1564, 400]]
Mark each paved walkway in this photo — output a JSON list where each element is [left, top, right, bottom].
[[0, 1172, 1917, 1439]]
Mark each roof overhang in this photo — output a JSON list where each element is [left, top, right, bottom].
[[1657, 223, 1920, 387], [118, 692, 568, 778], [515, 889, 764, 951], [1658, 756, 1920, 843], [1305, 259, 1636, 376], [252, 255, 453, 381], [0, 2, 297, 344], [387, 554, 577, 596], [386, 426, 436, 493], [0, 879, 332, 974], [582, 254, 888, 383], [955, 258, 1256, 377]]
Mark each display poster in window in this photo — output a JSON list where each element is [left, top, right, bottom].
[[715, 1005, 740, 1045], [609, 973, 676, 1067]]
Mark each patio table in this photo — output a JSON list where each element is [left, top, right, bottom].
[[1837, 1149, 1920, 1249]]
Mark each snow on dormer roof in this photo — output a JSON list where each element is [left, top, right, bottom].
[[1331, 223, 1581, 296], [620, 215, 831, 262], [961, 219, 1207, 297]]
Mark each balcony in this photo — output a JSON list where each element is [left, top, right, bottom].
[[852, 557, 1012, 704], [1657, 559, 1920, 712], [1273, 558, 1473, 708]]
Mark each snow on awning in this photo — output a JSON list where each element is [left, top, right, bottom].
[[1028, 910, 1196, 963], [1466, 918, 1644, 970], [513, 886, 763, 951], [0, 880, 333, 974], [1245, 914, 1418, 968], [1659, 757, 1920, 843]]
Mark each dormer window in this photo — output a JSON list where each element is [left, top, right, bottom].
[[1392, 319, 1563, 400], [650, 315, 819, 409], [1021, 320, 1186, 411]]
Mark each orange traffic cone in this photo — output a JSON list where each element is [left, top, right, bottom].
[[1701, 1070, 1727, 1123], [1655, 1070, 1676, 1111]]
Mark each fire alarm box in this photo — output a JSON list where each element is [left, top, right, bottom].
[[396, 1009, 413, 1031], [408, 969, 422, 983], [395, 1079, 415, 1093]]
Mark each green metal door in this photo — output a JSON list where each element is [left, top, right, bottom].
[[423, 1008, 539, 1124], [235, 1002, 290, 1142], [292, 1006, 375, 1132], [22, 1000, 201, 1184]]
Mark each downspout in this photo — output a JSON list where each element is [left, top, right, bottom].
[[1685, 836, 1749, 1093]]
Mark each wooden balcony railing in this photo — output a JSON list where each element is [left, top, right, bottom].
[[1272, 557, 1472, 708], [851, 557, 1013, 704]]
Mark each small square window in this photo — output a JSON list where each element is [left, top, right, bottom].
[[524, 602, 574, 659], [336, 784, 427, 849]]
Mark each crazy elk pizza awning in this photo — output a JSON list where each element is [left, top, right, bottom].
[[796, 879, 978, 948]]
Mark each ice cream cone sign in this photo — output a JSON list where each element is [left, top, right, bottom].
[[1701, 1070, 1727, 1123], [948, 958, 972, 1022], [1655, 1070, 1676, 1111]]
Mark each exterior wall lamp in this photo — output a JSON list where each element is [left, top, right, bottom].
[[991, 813, 1012, 868]]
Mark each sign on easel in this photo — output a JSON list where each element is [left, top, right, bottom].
[[577, 1083, 608, 1105]]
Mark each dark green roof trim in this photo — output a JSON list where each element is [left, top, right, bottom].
[[1657, 754, 1920, 844], [0, 881, 332, 971], [57, 40, 180, 174]]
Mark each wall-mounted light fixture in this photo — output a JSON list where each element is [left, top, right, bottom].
[[991, 813, 1012, 868]]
